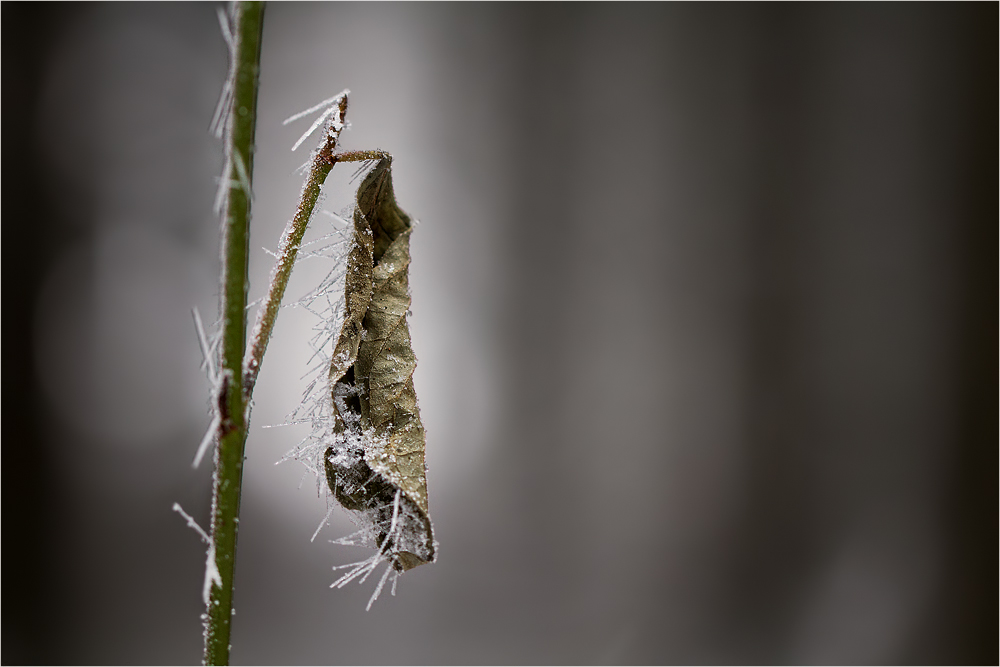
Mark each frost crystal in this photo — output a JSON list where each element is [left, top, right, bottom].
[[172, 503, 221, 605]]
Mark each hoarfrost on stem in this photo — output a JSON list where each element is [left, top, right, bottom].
[[172, 503, 222, 605]]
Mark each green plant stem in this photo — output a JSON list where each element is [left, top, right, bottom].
[[205, 2, 264, 665]]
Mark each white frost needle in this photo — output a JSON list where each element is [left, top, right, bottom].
[[331, 558, 374, 588], [216, 6, 234, 49], [203, 543, 223, 606], [173, 502, 211, 544], [331, 561, 365, 571], [210, 80, 233, 139], [310, 505, 335, 543], [285, 89, 350, 151], [191, 307, 217, 384], [232, 152, 253, 199], [321, 209, 350, 225], [329, 528, 368, 546], [193, 414, 220, 469], [378, 490, 402, 558], [297, 230, 343, 251], [282, 89, 349, 126], [290, 106, 337, 152], [355, 557, 383, 586], [366, 564, 395, 611], [209, 8, 235, 138], [176, 501, 222, 606], [213, 173, 241, 215]]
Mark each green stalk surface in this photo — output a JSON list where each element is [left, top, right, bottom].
[[205, 3, 264, 664]]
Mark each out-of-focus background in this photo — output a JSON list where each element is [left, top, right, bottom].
[[3, 3, 996, 664]]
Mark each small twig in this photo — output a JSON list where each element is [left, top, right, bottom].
[[242, 92, 351, 403]]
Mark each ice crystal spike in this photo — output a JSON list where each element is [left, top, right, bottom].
[[285, 89, 351, 151]]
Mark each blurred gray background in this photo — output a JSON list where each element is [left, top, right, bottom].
[[3, 2, 996, 664]]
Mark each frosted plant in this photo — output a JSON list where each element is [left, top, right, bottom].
[[274, 96, 436, 610], [179, 5, 433, 659]]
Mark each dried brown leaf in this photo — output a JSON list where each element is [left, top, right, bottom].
[[325, 157, 434, 571]]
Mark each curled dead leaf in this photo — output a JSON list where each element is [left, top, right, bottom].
[[325, 157, 434, 572]]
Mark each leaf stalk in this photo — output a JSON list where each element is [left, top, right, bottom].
[[242, 93, 358, 401]]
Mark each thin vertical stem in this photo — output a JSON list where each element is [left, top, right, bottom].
[[205, 2, 264, 665]]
